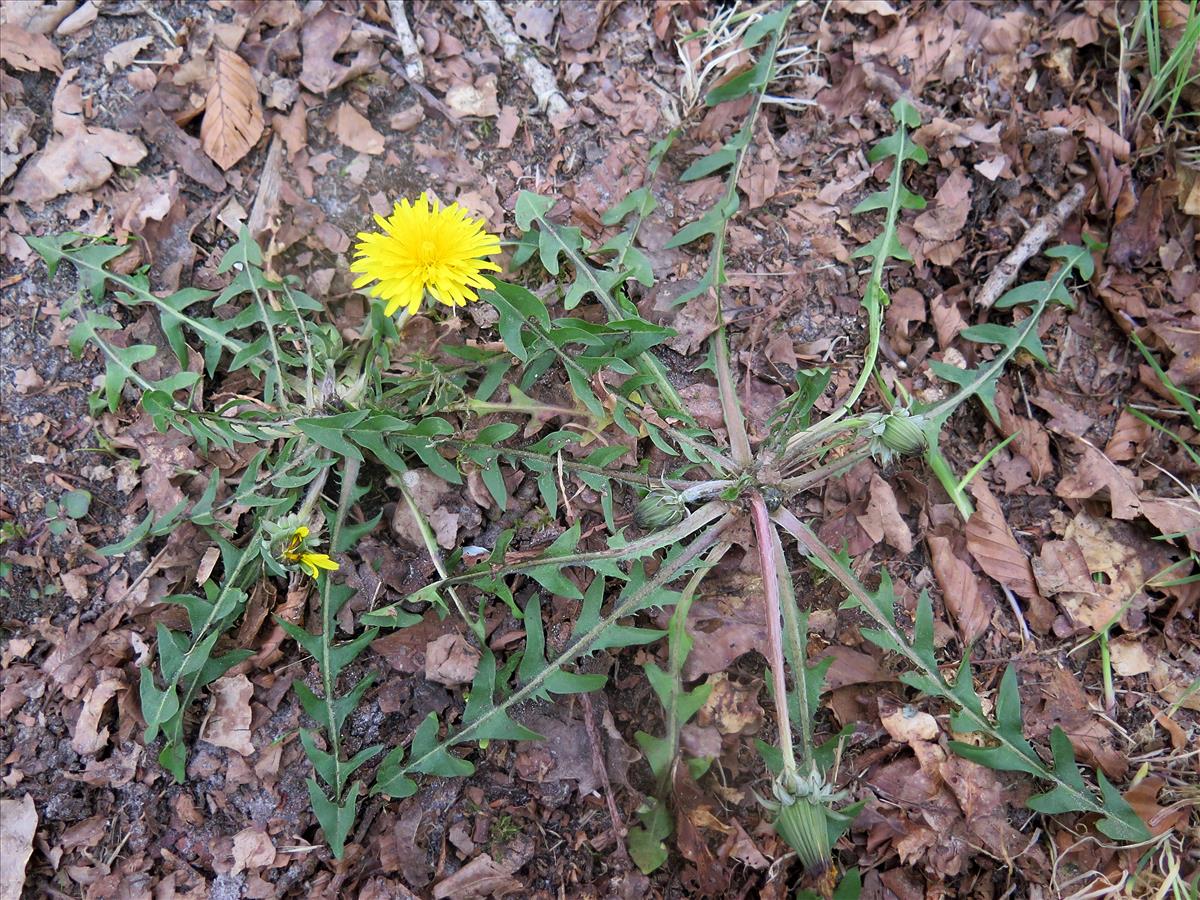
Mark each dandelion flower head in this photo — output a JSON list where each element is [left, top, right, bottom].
[[282, 525, 339, 579], [350, 193, 501, 317]]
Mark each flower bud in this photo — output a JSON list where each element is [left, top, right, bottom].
[[634, 490, 686, 529]]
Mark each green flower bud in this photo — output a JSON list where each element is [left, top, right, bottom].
[[880, 408, 928, 455], [774, 794, 833, 876], [634, 490, 686, 529]]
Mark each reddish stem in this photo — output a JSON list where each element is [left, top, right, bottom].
[[749, 491, 797, 775]]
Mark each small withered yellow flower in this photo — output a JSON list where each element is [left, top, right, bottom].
[[350, 193, 502, 317], [282, 525, 339, 579]]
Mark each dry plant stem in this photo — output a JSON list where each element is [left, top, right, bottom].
[[715, 309, 752, 468], [475, 0, 570, 120], [976, 183, 1086, 308], [386, 0, 425, 83], [398, 481, 482, 638], [767, 519, 815, 770], [247, 134, 283, 249], [580, 691, 628, 861], [750, 492, 798, 778]]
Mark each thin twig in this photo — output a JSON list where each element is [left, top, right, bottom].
[[977, 183, 1087, 309], [580, 692, 629, 862], [386, 0, 425, 83], [474, 0, 570, 122]]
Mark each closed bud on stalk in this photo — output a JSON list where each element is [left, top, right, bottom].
[[862, 408, 928, 463], [774, 794, 833, 878], [763, 769, 847, 879], [634, 489, 686, 529]]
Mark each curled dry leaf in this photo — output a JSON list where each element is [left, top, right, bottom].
[[1056, 437, 1142, 520], [230, 827, 276, 874], [965, 480, 1041, 599], [331, 103, 385, 155], [71, 675, 123, 755], [0, 24, 63, 73], [201, 47, 264, 171], [0, 794, 37, 900], [424, 633, 480, 686], [858, 472, 913, 554], [432, 853, 523, 900], [200, 674, 255, 756], [926, 530, 994, 644]]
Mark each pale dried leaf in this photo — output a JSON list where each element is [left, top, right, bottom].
[[200, 674, 255, 756], [965, 481, 1041, 599], [331, 103, 385, 155], [424, 633, 480, 686], [0, 794, 36, 900], [71, 676, 123, 755], [201, 47, 264, 170], [432, 853, 523, 899], [858, 473, 913, 554], [231, 827, 276, 874], [102, 36, 153, 73], [1056, 438, 1142, 519], [927, 532, 993, 644], [0, 24, 63, 73]]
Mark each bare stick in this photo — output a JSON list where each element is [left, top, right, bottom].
[[474, 0, 570, 122], [386, 0, 425, 84], [977, 182, 1087, 309], [580, 691, 629, 862]]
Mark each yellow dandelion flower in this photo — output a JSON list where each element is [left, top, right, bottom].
[[282, 525, 340, 579], [350, 193, 502, 317]]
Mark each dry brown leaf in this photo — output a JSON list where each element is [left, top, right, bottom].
[[879, 696, 939, 744], [56, 1, 98, 35], [201, 47, 264, 171], [200, 674, 255, 756], [230, 827, 276, 874], [1109, 637, 1153, 676], [424, 633, 480, 686], [913, 168, 972, 241], [697, 672, 763, 735], [858, 473, 913, 554], [331, 103, 385, 155], [1139, 495, 1200, 552], [102, 36, 153, 73], [1056, 438, 1142, 519], [965, 480, 1041, 599], [1104, 409, 1151, 461], [0, 23, 63, 73], [495, 105, 519, 148], [299, 8, 379, 95], [927, 531, 994, 644], [71, 675, 123, 756], [432, 853, 523, 900], [0, 794, 37, 900], [996, 385, 1054, 482], [445, 75, 501, 118]]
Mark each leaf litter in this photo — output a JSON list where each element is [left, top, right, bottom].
[[1, 1, 1198, 898]]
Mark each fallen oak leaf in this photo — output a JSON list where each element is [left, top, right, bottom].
[[330, 103, 385, 155], [0, 23, 63, 73], [201, 46, 264, 170], [926, 529, 994, 644], [199, 674, 255, 756], [0, 794, 37, 900], [1055, 437, 1142, 520], [965, 480, 1041, 600]]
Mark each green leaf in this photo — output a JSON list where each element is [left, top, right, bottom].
[[518, 595, 607, 700], [406, 711, 475, 777], [61, 490, 91, 519], [139, 666, 179, 742], [306, 778, 361, 860]]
